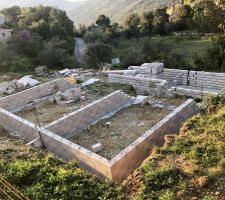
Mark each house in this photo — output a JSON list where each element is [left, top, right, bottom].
[[0, 29, 13, 42]]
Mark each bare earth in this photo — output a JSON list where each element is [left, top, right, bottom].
[[15, 82, 135, 126], [71, 97, 186, 160]]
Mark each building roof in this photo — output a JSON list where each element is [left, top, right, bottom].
[[0, 29, 13, 32]]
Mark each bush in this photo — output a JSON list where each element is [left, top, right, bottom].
[[3, 154, 123, 200], [203, 95, 225, 114], [84, 41, 112, 68]]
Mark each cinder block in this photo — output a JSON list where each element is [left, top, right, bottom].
[[92, 143, 103, 153]]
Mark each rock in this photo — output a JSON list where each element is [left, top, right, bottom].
[[80, 96, 86, 101], [6, 88, 16, 95], [54, 88, 81, 105], [92, 143, 102, 153], [139, 122, 145, 127], [215, 192, 220, 196], [48, 97, 55, 103], [164, 135, 176, 146], [106, 122, 112, 128], [196, 176, 209, 187], [141, 62, 164, 75]]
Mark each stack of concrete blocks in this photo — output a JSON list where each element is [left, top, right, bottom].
[[45, 90, 132, 138], [189, 71, 225, 91], [128, 63, 164, 76], [168, 71, 225, 98], [108, 74, 168, 96], [170, 87, 218, 99], [101, 70, 127, 75], [54, 87, 82, 105], [160, 69, 189, 86]]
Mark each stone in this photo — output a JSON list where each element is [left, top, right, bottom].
[[106, 122, 112, 128], [48, 97, 55, 103], [6, 88, 16, 95], [92, 143, 102, 153], [172, 80, 178, 86], [141, 62, 164, 75], [80, 96, 86, 101]]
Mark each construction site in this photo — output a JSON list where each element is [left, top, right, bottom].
[[0, 63, 224, 182]]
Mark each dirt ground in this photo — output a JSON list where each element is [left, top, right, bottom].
[[71, 97, 186, 160], [0, 126, 44, 163], [15, 81, 135, 126]]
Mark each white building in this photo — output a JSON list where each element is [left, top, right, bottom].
[[0, 29, 13, 42]]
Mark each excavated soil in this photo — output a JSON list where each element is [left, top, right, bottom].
[[71, 97, 186, 160]]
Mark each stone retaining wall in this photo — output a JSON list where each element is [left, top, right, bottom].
[[0, 78, 74, 111], [45, 91, 132, 138]]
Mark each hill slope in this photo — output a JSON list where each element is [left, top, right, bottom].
[[69, 0, 181, 26], [0, 0, 83, 11]]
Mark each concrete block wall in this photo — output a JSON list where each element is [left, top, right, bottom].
[[40, 129, 112, 179], [128, 67, 189, 86], [0, 108, 39, 142], [189, 71, 225, 90], [108, 74, 168, 96], [109, 99, 198, 182], [0, 94, 199, 182], [0, 78, 75, 111], [45, 90, 132, 138], [161, 69, 189, 85]]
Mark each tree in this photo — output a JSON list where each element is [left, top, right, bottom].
[[193, 0, 225, 33], [96, 15, 111, 28], [84, 42, 112, 68], [140, 12, 154, 35], [153, 9, 169, 34], [8, 31, 43, 59], [125, 14, 141, 38], [0, 6, 21, 28], [107, 23, 123, 38], [37, 37, 72, 69], [194, 35, 225, 71], [171, 4, 192, 31], [141, 37, 172, 62]]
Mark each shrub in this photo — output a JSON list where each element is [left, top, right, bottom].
[[84, 41, 112, 68]]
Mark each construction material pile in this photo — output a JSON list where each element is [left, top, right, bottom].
[[53, 87, 85, 105]]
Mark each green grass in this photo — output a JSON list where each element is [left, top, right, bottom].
[[125, 95, 225, 200], [111, 36, 213, 68]]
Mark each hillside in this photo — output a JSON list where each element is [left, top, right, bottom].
[[0, 0, 84, 11], [1, 95, 224, 199], [69, 0, 182, 26]]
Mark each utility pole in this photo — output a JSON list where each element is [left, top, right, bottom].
[[34, 104, 44, 149]]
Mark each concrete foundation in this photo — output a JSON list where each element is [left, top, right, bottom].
[[1, 67, 214, 182], [0, 78, 75, 111], [0, 92, 198, 182], [45, 90, 132, 138]]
